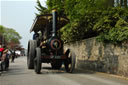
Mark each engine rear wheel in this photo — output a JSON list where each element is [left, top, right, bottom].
[[34, 48, 42, 74], [27, 40, 37, 69], [64, 49, 76, 73]]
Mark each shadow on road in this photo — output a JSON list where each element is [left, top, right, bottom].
[[39, 66, 96, 75], [2, 64, 29, 76], [2, 62, 96, 76]]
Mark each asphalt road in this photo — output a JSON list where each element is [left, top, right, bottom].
[[0, 56, 128, 85]]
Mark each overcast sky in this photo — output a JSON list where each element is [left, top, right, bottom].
[[0, 0, 46, 49]]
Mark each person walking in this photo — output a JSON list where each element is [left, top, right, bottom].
[[11, 50, 16, 63], [1, 49, 9, 71], [0, 45, 4, 72], [0, 45, 4, 59]]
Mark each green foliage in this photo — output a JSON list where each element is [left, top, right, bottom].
[[5, 28, 22, 43], [95, 7, 128, 44], [0, 25, 22, 44], [36, 0, 128, 44], [97, 26, 128, 44], [60, 2, 128, 43], [64, 0, 106, 21], [93, 7, 127, 32], [46, 0, 64, 15], [60, 0, 108, 43], [35, 0, 49, 15], [0, 25, 5, 34]]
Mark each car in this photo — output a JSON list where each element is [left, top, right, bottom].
[[27, 10, 76, 74]]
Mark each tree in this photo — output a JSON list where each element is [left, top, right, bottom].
[[0, 25, 5, 35], [46, 0, 65, 15], [0, 25, 22, 49], [35, 0, 49, 16], [0, 25, 7, 45], [35, 0, 128, 43], [5, 28, 21, 44], [107, 0, 114, 7]]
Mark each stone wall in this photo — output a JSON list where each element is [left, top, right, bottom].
[[64, 37, 128, 77]]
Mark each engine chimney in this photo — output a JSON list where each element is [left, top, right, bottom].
[[52, 9, 57, 36]]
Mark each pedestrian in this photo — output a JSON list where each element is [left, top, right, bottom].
[[11, 50, 16, 63], [0, 45, 4, 59], [0, 45, 4, 72], [1, 49, 9, 71]]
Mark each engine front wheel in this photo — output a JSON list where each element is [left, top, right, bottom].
[[64, 49, 76, 73], [34, 48, 42, 74]]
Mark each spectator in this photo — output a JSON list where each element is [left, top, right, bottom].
[[1, 49, 9, 71], [0, 45, 4, 72], [11, 50, 16, 63], [1, 49, 8, 62], [0, 45, 4, 59]]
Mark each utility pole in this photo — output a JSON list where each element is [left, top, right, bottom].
[[2, 35, 4, 45]]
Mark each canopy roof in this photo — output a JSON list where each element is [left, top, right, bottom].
[[30, 14, 68, 33]]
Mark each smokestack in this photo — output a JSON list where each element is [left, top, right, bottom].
[[52, 9, 57, 36]]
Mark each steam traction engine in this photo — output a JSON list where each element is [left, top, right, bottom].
[[27, 10, 76, 74]]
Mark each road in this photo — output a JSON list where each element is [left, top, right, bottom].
[[0, 56, 128, 85]]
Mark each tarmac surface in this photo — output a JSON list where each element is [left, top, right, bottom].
[[0, 56, 128, 85]]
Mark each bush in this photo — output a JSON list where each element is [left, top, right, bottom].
[[97, 18, 128, 44], [96, 7, 128, 44]]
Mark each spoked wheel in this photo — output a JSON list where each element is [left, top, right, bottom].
[[64, 49, 76, 73], [27, 40, 37, 69], [51, 61, 62, 69], [34, 48, 42, 74]]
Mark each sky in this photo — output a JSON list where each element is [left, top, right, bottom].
[[0, 0, 46, 49]]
